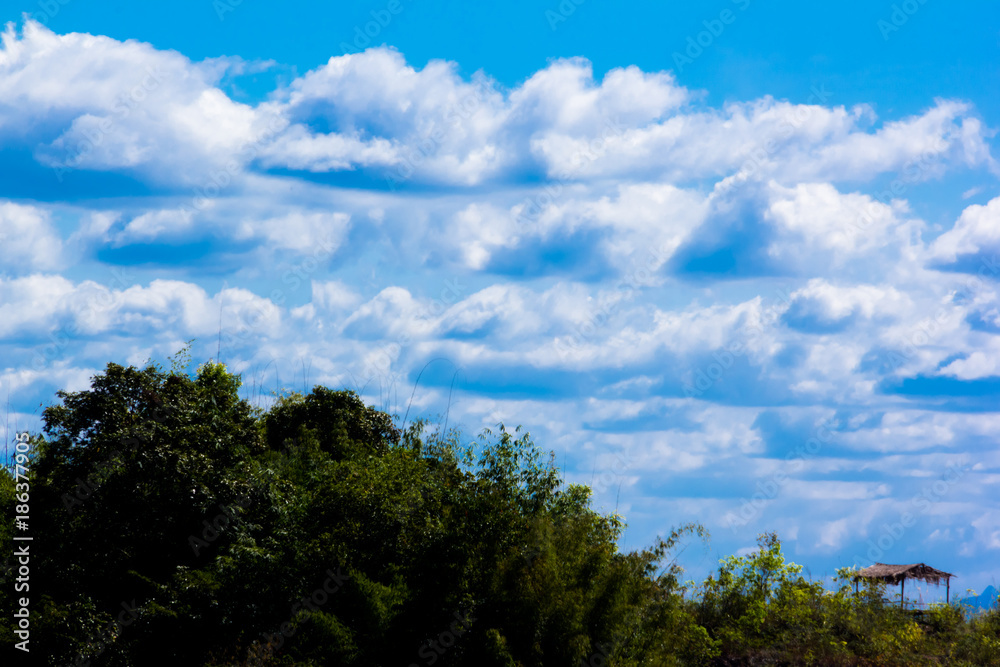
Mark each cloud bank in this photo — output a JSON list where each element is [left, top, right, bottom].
[[2, 19, 999, 586]]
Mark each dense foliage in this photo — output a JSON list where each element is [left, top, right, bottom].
[[2, 359, 998, 665]]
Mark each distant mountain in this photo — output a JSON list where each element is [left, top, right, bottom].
[[958, 585, 998, 611]]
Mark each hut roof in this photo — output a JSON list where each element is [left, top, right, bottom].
[[854, 563, 954, 585]]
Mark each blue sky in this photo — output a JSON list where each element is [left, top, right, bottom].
[[2, 1, 999, 598]]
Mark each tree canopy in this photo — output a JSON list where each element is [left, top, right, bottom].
[[2, 358, 997, 666]]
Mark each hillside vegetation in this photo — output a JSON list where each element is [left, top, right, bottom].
[[2, 359, 998, 665]]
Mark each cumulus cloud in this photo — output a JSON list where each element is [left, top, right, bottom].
[[0, 200, 63, 271], [782, 280, 909, 332], [0, 275, 282, 342], [930, 196, 1000, 266], [2, 22, 999, 585], [268, 48, 509, 184], [117, 208, 197, 244], [764, 182, 909, 256], [0, 20, 272, 185], [0, 274, 78, 336], [2, 21, 995, 198], [532, 97, 994, 186], [311, 280, 362, 312]]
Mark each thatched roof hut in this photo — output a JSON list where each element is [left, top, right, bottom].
[[855, 563, 954, 585], [854, 562, 955, 606]]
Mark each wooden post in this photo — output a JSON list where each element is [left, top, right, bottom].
[[946, 579, 950, 604], [901, 578, 905, 609]]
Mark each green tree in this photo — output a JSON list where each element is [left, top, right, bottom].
[[33, 358, 1000, 666], [29, 361, 263, 664]]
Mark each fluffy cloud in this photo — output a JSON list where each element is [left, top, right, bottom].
[[765, 182, 909, 256], [782, 279, 909, 332], [0, 20, 270, 185], [930, 195, 1000, 265], [0, 275, 281, 343], [0, 200, 63, 271], [311, 280, 362, 312], [2, 22, 999, 592], [3, 20, 995, 198]]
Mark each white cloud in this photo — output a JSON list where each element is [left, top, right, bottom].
[[765, 182, 908, 256], [311, 280, 362, 311], [0, 20, 271, 184], [785, 279, 910, 327], [2, 24, 999, 591], [273, 48, 510, 184], [443, 204, 520, 270], [930, 195, 1000, 262], [118, 208, 196, 244], [1, 22, 994, 198], [250, 210, 351, 253], [0, 201, 63, 272], [0, 274, 77, 336], [0, 275, 282, 341], [939, 347, 1000, 380], [258, 124, 398, 172]]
